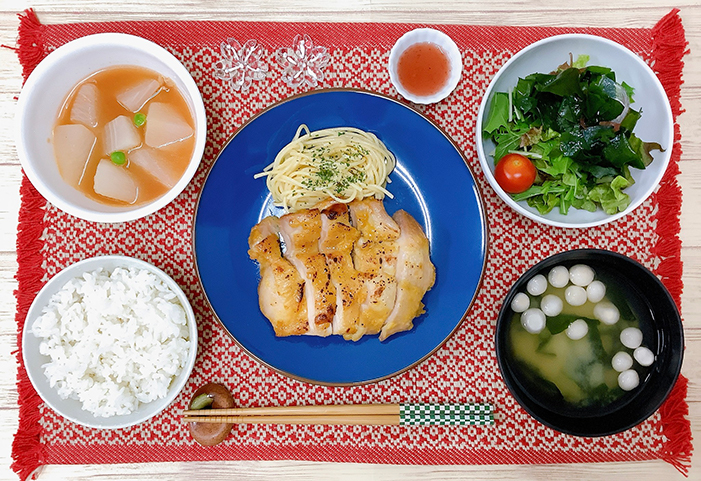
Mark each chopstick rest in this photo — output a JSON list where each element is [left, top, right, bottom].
[[182, 403, 494, 426]]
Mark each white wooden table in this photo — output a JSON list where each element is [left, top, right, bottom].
[[1, 2, 699, 479]]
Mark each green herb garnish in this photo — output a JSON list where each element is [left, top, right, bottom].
[[301, 142, 369, 195]]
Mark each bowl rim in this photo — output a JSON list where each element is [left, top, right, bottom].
[[388, 27, 463, 105], [495, 248, 684, 436], [475, 33, 674, 228], [21, 254, 198, 429], [15, 32, 207, 224]]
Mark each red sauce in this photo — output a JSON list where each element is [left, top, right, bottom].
[[397, 42, 450, 97]]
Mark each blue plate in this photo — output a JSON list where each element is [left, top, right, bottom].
[[194, 89, 487, 385]]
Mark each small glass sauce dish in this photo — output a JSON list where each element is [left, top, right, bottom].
[[388, 28, 462, 104]]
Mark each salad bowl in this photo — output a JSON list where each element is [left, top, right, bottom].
[[476, 34, 673, 228]]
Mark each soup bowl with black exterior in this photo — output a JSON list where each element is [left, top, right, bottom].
[[495, 249, 684, 437]]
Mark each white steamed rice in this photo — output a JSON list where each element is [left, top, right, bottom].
[[31, 265, 191, 418]]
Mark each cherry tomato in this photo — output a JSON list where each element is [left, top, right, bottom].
[[494, 153, 537, 194]]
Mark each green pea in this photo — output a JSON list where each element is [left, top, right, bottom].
[[110, 151, 126, 165], [133, 112, 147, 127]]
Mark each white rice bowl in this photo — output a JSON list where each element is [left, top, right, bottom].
[[22, 255, 197, 429]]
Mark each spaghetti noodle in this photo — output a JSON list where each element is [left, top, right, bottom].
[[254, 125, 396, 212]]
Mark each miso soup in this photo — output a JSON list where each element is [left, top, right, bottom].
[[53, 66, 195, 206], [507, 265, 655, 415]]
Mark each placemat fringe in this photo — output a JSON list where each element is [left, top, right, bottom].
[[12, 13, 53, 479], [651, 7, 686, 310], [11, 176, 48, 481], [650, 9, 692, 476], [15, 9, 46, 84], [660, 376, 693, 475], [652, 9, 688, 120]]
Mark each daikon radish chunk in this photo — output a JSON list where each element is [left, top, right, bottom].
[[116, 78, 162, 112], [69, 83, 99, 128], [53, 124, 96, 185], [103, 116, 141, 154], [128, 147, 180, 188], [93, 158, 138, 203], [145, 103, 193, 148]]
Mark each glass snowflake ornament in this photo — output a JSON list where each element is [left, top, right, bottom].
[[275, 34, 331, 88], [214, 38, 269, 92]]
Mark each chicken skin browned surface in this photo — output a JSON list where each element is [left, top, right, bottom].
[[379, 210, 436, 341], [319, 203, 365, 340], [247, 216, 308, 336], [348, 198, 400, 337], [278, 208, 336, 336]]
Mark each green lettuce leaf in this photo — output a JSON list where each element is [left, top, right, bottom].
[[484, 92, 510, 133], [494, 129, 524, 161], [622, 81, 635, 102], [527, 192, 561, 214], [587, 175, 631, 214], [572, 54, 590, 69]]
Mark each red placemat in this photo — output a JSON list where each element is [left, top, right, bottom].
[[11, 8, 691, 480]]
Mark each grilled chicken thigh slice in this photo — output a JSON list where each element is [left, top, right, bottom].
[[278, 208, 336, 336], [318, 203, 366, 340], [247, 216, 308, 336], [379, 210, 435, 341], [349, 198, 400, 337]]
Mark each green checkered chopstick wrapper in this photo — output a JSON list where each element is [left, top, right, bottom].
[[399, 403, 494, 426]]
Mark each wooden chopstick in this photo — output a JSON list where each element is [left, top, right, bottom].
[[182, 403, 494, 426], [182, 403, 400, 417], [182, 414, 400, 425]]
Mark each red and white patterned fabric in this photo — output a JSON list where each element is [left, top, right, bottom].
[[12, 9, 691, 480]]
